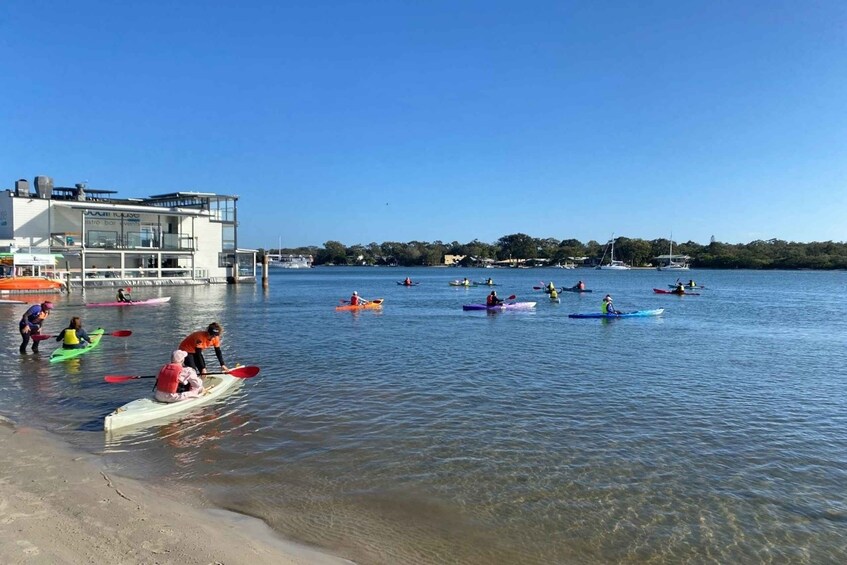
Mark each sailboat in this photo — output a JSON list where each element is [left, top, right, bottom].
[[596, 234, 630, 270], [657, 234, 690, 271]]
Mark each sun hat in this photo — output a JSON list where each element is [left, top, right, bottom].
[[172, 350, 188, 363]]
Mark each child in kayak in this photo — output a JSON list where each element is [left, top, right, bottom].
[[19, 301, 53, 353], [116, 287, 133, 303], [178, 322, 230, 376], [55, 316, 93, 349], [154, 350, 204, 403]]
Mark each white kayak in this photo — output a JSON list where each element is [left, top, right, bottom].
[[104, 373, 241, 431]]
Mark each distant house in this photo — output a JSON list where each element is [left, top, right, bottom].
[[443, 254, 465, 266]]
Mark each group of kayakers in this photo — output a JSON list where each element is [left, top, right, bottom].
[[17, 298, 229, 405]]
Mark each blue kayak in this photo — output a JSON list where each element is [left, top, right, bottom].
[[568, 308, 664, 319]]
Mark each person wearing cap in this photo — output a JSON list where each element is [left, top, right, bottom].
[[116, 287, 133, 303], [602, 295, 619, 315], [350, 291, 369, 306], [18, 301, 53, 353], [178, 322, 229, 375], [154, 350, 204, 403], [55, 316, 92, 349]]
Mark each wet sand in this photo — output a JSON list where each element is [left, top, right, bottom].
[[0, 418, 352, 564]]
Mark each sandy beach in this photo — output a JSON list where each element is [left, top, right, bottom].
[[0, 418, 352, 565]]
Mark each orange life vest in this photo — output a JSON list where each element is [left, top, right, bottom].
[[156, 363, 183, 393]]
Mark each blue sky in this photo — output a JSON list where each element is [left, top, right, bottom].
[[2, 1, 845, 249]]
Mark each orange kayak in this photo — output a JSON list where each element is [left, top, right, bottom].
[[0, 276, 64, 292], [335, 298, 384, 311]]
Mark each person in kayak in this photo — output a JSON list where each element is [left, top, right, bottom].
[[462, 277, 470, 286], [549, 287, 559, 300], [55, 316, 92, 349], [546, 281, 556, 293], [19, 301, 53, 353], [178, 322, 230, 376], [487, 291, 504, 306], [688, 279, 697, 288], [116, 287, 133, 303], [486, 277, 494, 285], [350, 291, 370, 306], [574, 281, 586, 291], [154, 349, 204, 403], [602, 295, 619, 315], [674, 282, 686, 294], [404, 277, 412, 286]]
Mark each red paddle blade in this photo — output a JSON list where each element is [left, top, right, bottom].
[[104, 375, 148, 383], [507, 295, 516, 300], [110, 330, 132, 337], [228, 366, 260, 378]]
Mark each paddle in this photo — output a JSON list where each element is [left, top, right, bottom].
[[104, 365, 260, 383], [33, 329, 132, 341]]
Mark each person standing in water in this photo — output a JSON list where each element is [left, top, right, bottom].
[[19, 301, 53, 353], [178, 322, 230, 376]]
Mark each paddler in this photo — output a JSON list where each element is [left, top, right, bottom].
[[178, 322, 230, 376], [486, 291, 504, 306], [575, 280, 585, 291], [688, 279, 697, 288], [154, 350, 204, 403], [55, 316, 93, 349], [350, 291, 369, 306], [674, 282, 685, 294], [404, 277, 412, 286], [602, 295, 619, 315], [19, 301, 53, 353], [116, 287, 133, 303], [546, 281, 556, 293], [550, 287, 559, 300]]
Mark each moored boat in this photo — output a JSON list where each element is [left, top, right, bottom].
[[104, 373, 242, 431], [0, 276, 64, 292]]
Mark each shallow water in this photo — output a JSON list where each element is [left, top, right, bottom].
[[2, 268, 846, 563]]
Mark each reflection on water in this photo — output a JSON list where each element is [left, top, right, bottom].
[[2, 270, 847, 563]]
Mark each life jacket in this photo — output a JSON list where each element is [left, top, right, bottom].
[[63, 328, 81, 346], [602, 301, 610, 314], [350, 295, 360, 305], [487, 294, 497, 306], [550, 289, 558, 299], [156, 363, 183, 393]]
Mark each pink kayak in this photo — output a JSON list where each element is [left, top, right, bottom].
[[86, 297, 172, 307], [463, 301, 536, 311]]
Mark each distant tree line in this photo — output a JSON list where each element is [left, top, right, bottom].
[[262, 234, 847, 270]]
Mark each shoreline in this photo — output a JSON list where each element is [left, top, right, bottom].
[[0, 417, 353, 565]]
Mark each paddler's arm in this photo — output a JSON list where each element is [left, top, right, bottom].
[[213, 346, 229, 372]]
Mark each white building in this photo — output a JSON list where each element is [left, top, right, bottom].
[[0, 177, 256, 288]]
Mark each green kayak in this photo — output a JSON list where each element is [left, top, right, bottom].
[[49, 328, 105, 363]]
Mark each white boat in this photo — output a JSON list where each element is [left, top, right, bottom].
[[596, 234, 630, 270], [103, 373, 242, 431], [267, 254, 312, 269], [656, 234, 690, 271]]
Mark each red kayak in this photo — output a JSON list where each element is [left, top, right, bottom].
[[653, 288, 700, 296]]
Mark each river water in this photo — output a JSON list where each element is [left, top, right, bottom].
[[1, 268, 846, 564]]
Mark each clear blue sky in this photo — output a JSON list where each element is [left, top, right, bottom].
[[2, 1, 845, 249]]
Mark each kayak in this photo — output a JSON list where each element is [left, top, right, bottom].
[[86, 297, 172, 307], [49, 328, 105, 363], [335, 298, 384, 311], [449, 281, 473, 287], [475, 281, 498, 286], [0, 299, 27, 304], [463, 301, 537, 311], [550, 296, 560, 303], [568, 308, 665, 319], [396, 281, 420, 286], [560, 287, 593, 293], [103, 373, 241, 431], [667, 284, 704, 289], [654, 288, 700, 296]]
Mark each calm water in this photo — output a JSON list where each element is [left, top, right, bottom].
[[2, 268, 846, 564]]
